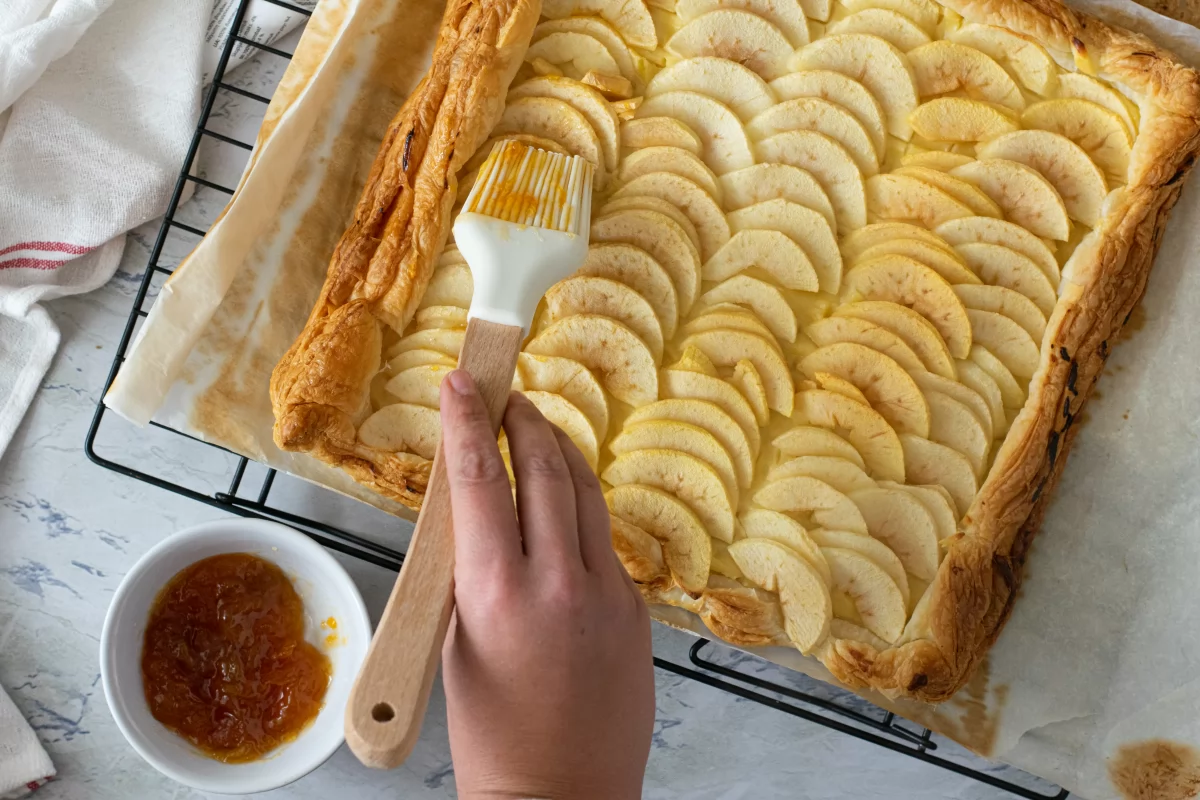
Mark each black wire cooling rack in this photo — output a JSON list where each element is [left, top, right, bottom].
[[84, 1, 1068, 796]]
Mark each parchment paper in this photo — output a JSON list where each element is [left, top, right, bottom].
[[104, 2, 1200, 796]]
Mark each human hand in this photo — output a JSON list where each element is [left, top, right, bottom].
[[438, 370, 654, 800]]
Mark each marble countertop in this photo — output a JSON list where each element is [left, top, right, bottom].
[[0, 22, 1063, 800]]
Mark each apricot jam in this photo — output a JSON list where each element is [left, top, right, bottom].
[[141, 553, 332, 763]]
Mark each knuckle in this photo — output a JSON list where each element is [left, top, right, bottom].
[[518, 452, 570, 482], [450, 443, 508, 485]]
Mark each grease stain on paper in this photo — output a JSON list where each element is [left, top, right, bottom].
[[1109, 739, 1200, 800]]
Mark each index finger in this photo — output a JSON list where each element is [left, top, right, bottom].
[[439, 370, 521, 575]]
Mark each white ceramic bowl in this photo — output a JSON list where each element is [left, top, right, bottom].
[[100, 518, 372, 794]]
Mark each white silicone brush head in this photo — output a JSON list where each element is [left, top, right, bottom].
[[452, 141, 594, 332]]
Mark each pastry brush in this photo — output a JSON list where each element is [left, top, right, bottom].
[[346, 140, 594, 769]]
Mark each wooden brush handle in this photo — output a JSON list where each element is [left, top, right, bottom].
[[345, 317, 524, 769]]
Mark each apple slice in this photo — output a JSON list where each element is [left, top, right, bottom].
[[898, 433, 978, 514], [849, 487, 940, 580], [906, 369, 992, 438], [748, 98, 879, 176], [728, 539, 832, 653], [757, 131, 867, 232], [741, 509, 832, 585], [412, 305, 468, 331], [518, 353, 610, 441], [580, 243, 679, 339], [526, 315, 658, 406], [677, 0, 811, 46], [935, 216, 1060, 288], [801, 342, 930, 436], [732, 360, 771, 427], [683, 306, 779, 348], [907, 40, 1024, 111], [607, 484, 712, 592], [770, 70, 887, 159], [976, 130, 1108, 227], [965, 309, 1040, 379], [673, 343, 719, 376], [853, 240, 981, 286], [700, 275, 798, 343], [719, 163, 838, 231], [385, 348, 457, 378], [834, 301, 955, 378], [621, 116, 703, 154], [841, 221, 956, 259], [661, 368, 762, 454], [637, 91, 755, 174], [773, 426, 865, 469], [969, 344, 1026, 410], [618, 145, 723, 201], [842, 0, 939, 33], [909, 98, 1019, 142], [591, 208, 701, 314], [949, 23, 1058, 95], [420, 264, 472, 310], [769, 424, 865, 470], [830, 619, 890, 650], [768, 455, 876, 494], [953, 284, 1047, 342], [950, 159, 1071, 241], [955, 242, 1057, 316], [900, 149, 974, 171], [494, 96, 604, 180], [809, 528, 908, 608], [627, 398, 754, 487], [1021, 99, 1133, 182], [508, 76, 620, 174], [541, 276, 664, 361], [791, 34, 919, 140], [865, 173, 972, 228], [609, 515, 668, 584], [386, 327, 465, 361], [604, 449, 735, 542], [754, 476, 870, 535], [613, 172, 729, 261], [681, 328, 795, 415], [523, 390, 601, 470], [805, 315, 925, 373], [829, 8, 930, 51], [526, 32, 622, 83], [842, 257, 973, 358], [1057, 72, 1137, 135], [541, 0, 657, 49], [599, 195, 702, 255], [881, 480, 956, 542], [811, 372, 869, 405], [892, 166, 1002, 219], [952, 357, 1006, 435], [358, 403, 441, 460], [728, 199, 843, 293], [610, 421, 739, 505], [922, 390, 989, 476], [821, 547, 907, 643], [702, 229, 820, 292], [794, 389, 905, 481], [437, 245, 466, 267], [386, 364, 453, 409], [532, 17, 641, 88], [667, 10, 793, 80], [646, 56, 774, 121]]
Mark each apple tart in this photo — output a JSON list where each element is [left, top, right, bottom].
[[271, 0, 1200, 701]]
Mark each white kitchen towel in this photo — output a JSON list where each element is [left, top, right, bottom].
[[0, 683, 53, 798], [0, 0, 212, 458]]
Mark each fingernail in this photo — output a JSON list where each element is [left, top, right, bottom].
[[447, 369, 474, 395]]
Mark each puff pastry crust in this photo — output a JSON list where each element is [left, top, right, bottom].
[[272, 0, 1200, 701]]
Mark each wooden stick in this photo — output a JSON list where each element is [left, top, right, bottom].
[[345, 317, 524, 769]]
